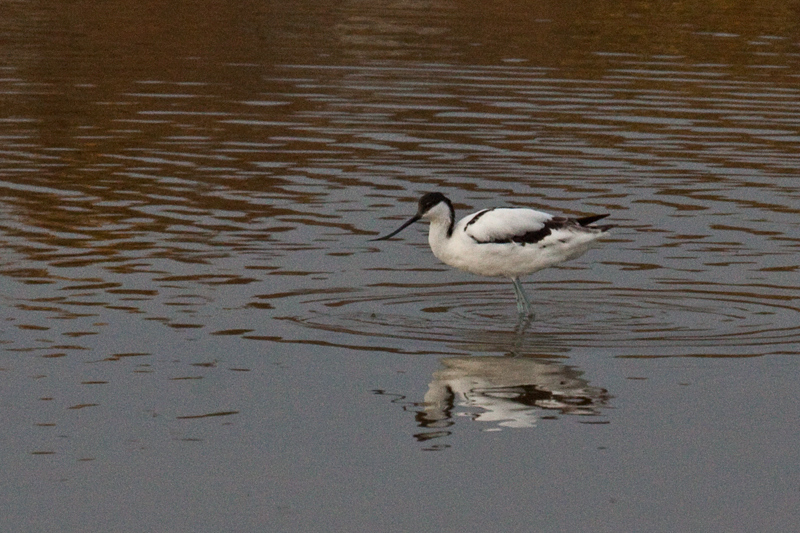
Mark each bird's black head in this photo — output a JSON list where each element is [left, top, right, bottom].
[[417, 192, 450, 216], [370, 192, 454, 241]]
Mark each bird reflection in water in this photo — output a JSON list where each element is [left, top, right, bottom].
[[374, 356, 611, 450]]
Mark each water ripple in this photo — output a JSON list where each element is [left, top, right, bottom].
[[276, 283, 800, 357]]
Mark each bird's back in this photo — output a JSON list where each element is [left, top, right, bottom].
[[458, 207, 553, 243], [433, 206, 611, 278]]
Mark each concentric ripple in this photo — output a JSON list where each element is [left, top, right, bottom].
[[276, 283, 800, 357]]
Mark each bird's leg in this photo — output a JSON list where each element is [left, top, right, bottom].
[[510, 278, 521, 304], [513, 311, 534, 338], [511, 278, 532, 316]]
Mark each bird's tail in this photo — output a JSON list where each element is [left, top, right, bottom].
[[575, 214, 614, 232]]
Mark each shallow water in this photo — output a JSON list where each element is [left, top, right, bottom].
[[2, 1, 800, 531]]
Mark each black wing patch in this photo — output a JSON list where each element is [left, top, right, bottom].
[[472, 217, 561, 245], [508, 217, 564, 244], [475, 214, 611, 245], [463, 208, 495, 231]]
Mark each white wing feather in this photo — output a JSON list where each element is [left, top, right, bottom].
[[459, 208, 553, 243]]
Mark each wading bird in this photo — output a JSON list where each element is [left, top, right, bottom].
[[371, 192, 613, 315]]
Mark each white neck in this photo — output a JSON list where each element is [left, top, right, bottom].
[[423, 202, 454, 259]]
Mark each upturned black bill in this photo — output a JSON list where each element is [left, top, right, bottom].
[[369, 215, 421, 241]]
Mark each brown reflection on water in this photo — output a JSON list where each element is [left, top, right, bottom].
[[0, 0, 798, 358]]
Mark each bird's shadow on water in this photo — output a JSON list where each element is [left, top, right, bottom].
[[272, 286, 618, 449], [366, 308, 616, 451], [372, 347, 613, 451]]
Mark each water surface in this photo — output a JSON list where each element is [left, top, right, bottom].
[[1, 1, 799, 532]]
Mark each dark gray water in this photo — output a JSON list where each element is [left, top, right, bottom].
[[2, 1, 799, 531]]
